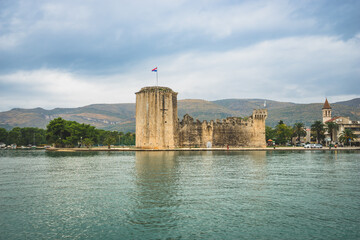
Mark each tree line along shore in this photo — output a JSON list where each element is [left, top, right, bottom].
[[0, 117, 135, 149], [0, 117, 357, 149], [266, 120, 357, 147]]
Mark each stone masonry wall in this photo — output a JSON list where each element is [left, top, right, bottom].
[[178, 109, 268, 148], [135, 86, 267, 149], [135, 87, 178, 149]]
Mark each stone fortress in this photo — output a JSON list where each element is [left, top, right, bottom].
[[135, 86, 268, 149]]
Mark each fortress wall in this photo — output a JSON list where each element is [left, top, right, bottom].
[[136, 86, 267, 149], [178, 115, 206, 147], [211, 119, 252, 147], [178, 109, 267, 148]]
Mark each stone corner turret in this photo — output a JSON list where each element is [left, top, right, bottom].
[[252, 109, 268, 120]]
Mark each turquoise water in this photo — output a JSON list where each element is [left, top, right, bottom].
[[0, 150, 359, 239]]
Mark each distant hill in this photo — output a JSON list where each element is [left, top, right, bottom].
[[333, 98, 360, 108], [266, 104, 323, 127], [213, 99, 296, 116], [1, 98, 359, 131], [265, 101, 360, 127], [178, 99, 237, 120], [0, 104, 136, 132]]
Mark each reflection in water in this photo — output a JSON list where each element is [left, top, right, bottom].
[[129, 151, 270, 234], [249, 151, 267, 164], [1, 150, 360, 239], [45, 151, 102, 177], [250, 151, 267, 177], [45, 151, 100, 158], [212, 151, 267, 179], [128, 152, 180, 228]]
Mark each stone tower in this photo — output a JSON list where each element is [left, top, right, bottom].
[[135, 86, 178, 149], [251, 109, 268, 148], [322, 98, 332, 123]]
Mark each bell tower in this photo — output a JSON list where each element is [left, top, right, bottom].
[[322, 98, 332, 123]]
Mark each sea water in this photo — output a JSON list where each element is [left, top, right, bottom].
[[0, 150, 359, 239]]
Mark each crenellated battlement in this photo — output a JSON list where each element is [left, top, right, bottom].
[[252, 109, 268, 120], [179, 114, 253, 128]]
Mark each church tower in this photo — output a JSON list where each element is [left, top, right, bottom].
[[135, 87, 178, 149], [322, 98, 332, 123]]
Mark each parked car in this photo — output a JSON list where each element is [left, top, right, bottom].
[[304, 144, 312, 148], [314, 144, 323, 148]]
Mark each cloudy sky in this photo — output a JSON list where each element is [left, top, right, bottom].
[[0, 0, 359, 111]]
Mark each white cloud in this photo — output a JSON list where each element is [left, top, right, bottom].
[[1, 34, 358, 111], [0, 0, 359, 111], [0, 0, 318, 50], [0, 32, 25, 50], [0, 69, 140, 110], [152, 34, 360, 103], [150, 0, 316, 39]]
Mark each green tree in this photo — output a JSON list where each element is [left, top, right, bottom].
[[265, 126, 276, 141], [66, 122, 97, 147], [8, 127, 22, 145], [311, 121, 325, 144], [104, 136, 116, 149], [122, 132, 135, 145], [46, 118, 99, 147], [46, 118, 70, 147], [83, 138, 94, 148], [275, 122, 293, 145], [0, 128, 8, 144], [96, 129, 108, 145], [46, 117, 135, 148], [19, 127, 47, 146], [293, 122, 306, 142], [339, 129, 356, 146], [117, 132, 124, 145], [325, 122, 339, 143]]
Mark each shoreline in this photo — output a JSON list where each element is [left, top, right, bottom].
[[46, 146, 360, 152]]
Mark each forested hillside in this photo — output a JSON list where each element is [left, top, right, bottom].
[[1, 98, 359, 131]]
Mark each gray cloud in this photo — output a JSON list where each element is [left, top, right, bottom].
[[0, 0, 359, 111]]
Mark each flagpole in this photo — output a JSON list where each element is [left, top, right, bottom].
[[152, 67, 158, 86]]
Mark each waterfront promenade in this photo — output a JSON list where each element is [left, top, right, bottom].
[[47, 146, 360, 152]]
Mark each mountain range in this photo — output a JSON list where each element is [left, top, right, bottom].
[[1, 98, 359, 132]]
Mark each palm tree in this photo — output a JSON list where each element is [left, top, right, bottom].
[[83, 138, 94, 148], [339, 129, 356, 146], [325, 122, 339, 143], [104, 136, 116, 149], [293, 122, 306, 142], [311, 121, 325, 144]]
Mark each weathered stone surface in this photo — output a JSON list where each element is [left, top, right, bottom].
[[135, 86, 267, 149], [135, 87, 178, 149], [178, 109, 267, 148]]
